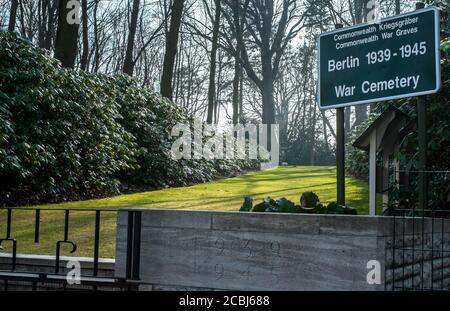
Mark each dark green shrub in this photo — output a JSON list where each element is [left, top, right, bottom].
[[253, 197, 276, 212], [272, 197, 298, 213], [298, 203, 327, 214], [300, 192, 319, 208], [0, 33, 138, 204], [240, 196, 253, 211], [241, 194, 357, 215], [326, 202, 357, 215], [0, 33, 262, 206], [247, 197, 298, 213]]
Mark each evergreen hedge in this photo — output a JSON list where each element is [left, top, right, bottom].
[[0, 32, 260, 206]]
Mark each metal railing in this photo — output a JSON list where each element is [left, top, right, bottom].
[[0, 207, 141, 291], [385, 170, 450, 291]]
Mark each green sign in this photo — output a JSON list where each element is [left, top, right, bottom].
[[318, 7, 441, 109]]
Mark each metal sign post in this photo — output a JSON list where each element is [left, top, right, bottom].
[[334, 23, 345, 206], [415, 2, 428, 212]]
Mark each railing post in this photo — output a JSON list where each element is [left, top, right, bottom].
[[34, 209, 40, 243], [6, 209, 11, 239], [0, 209, 17, 271], [93, 210, 101, 277], [126, 211, 142, 281]]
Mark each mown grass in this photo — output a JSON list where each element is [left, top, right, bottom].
[[0, 166, 379, 258]]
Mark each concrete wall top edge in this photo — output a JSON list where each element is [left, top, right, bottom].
[[117, 209, 450, 237], [117, 207, 379, 218], [117, 208, 390, 237]]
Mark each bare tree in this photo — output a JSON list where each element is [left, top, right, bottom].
[[224, 0, 313, 148], [80, 0, 89, 70], [395, 0, 400, 14], [123, 0, 141, 75], [92, 0, 99, 72], [44, 0, 58, 50], [8, 0, 19, 32], [206, 0, 221, 124], [229, 1, 244, 125], [54, 0, 80, 68]]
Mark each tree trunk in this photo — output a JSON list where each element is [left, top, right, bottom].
[[261, 80, 275, 125], [54, 0, 80, 69], [354, 105, 368, 128], [344, 107, 351, 141], [8, 0, 19, 32], [160, 0, 184, 100], [93, 0, 99, 72], [261, 77, 275, 151], [214, 51, 223, 123], [232, 52, 241, 125], [260, 40, 275, 150], [206, 0, 221, 124], [80, 0, 89, 71], [38, 0, 48, 48], [323, 114, 329, 152], [354, 0, 363, 24], [123, 0, 141, 76], [259, 7, 275, 128], [232, 0, 243, 125], [238, 66, 244, 123], [309, 82, 317, 165], [395, 0, 400, 15], [44, 0, 56, 50], [18, 0, 25, 36], [174, 36, 183, 102]]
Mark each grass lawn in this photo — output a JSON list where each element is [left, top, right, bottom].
[[0, 166, 378, 258]]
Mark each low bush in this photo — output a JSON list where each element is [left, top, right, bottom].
[[240, 192, 357, 215]]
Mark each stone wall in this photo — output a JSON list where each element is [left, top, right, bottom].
[[2, 210, 448, 291], [115, 209, 450, 291]]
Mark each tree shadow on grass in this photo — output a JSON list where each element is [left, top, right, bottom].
[[116, 181, 339, 210]]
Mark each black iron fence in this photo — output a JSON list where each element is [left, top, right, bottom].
[[385, 170, 450, 291], [0, 207, 141, 291]]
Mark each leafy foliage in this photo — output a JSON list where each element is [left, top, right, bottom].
[[345, 114, 378, 180], [326, 202, 357, 215], [300, 191, 319, 208], [240, 192, 356, 215], [0, 33, 260, 206]]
